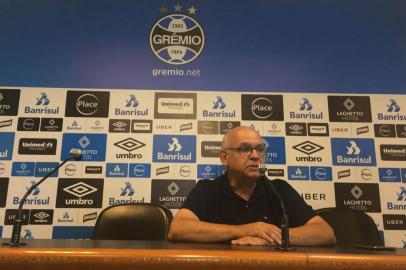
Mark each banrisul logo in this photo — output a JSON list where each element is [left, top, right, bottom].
[[150, 5, 204, 65], [202, 96, 236, 118], [331, 138, 376, 166], [153, 135, 196, 163], [290, 98, 323, 120], [24, 92, 60, 115], [0, 132, 15, 160], [377, 99, 406, 121], [114, 95, 149, 116]]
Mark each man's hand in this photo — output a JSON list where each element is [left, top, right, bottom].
[[231, 236, 274, 246], [241, 222, 282, 245]]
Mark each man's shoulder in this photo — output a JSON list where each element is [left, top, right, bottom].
[[197, 175, 224, 188]]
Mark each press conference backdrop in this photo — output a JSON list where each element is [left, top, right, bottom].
[[0, 0, 405, 247]]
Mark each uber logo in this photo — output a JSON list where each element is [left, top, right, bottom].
[[383, 214, 406, 230], [65, 91, 110, 117]]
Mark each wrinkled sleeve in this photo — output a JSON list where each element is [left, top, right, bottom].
[[181, 180, 211, 221]]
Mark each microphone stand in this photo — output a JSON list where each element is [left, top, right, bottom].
[[3, 150, 82, 247], [259, 166, 295, 251]]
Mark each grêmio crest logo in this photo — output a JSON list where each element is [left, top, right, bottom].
[[153, 135, 196, 163], [150, 5, 204, 65], [331, 138, 376, 166], [65, 91, 110, 118]]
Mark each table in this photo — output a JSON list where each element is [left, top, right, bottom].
[[0, 239, 405, 270]]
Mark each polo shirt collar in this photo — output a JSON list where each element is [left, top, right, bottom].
[[221, 174, 267, 203]]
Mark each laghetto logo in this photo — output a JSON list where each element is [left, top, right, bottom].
[[150, 13, 204, 65]]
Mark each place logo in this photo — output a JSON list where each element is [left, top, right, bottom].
[[263, 137, 286, 164], [56, 178, 103, 208], [386, 187, 406, 211], [153, 135, 196, 163], [0, 119, 12, 129], [150, 6, 204, 65], [288, 166, 310, 180], [4, 209, 29, 225], [337, 169, 351, 179], [132, 120, 153, 133], [356, 126, 369, 135], [374, 124, 396, 138], [24, 92, 60, 115], [106, 163, 128, 178], [307, 123, 329, 136], [154, 92, 196, 119], [17, 117, 40, 131], [328, 96, 372, 122], [0, 132, 14, 160], [380, 145, 406, 161], [267, 169, 285, 177], [331, 138, 376, 166], [334, 183, 381, 212], [241, 95, 284, 121], [202, 96, 236, 118], [310, 167, 332, 181], [197, 121, 218, 134], [83, 212, 98, 223], [382, 214, 406, 230], [151, 179, 195, 209], [0, 178, 9, 207], [201, 141, 222, 157], [379, 168, 401, 182], [34, 162, 59, 177], [396, 124, 406, 138], [0, 89, 20, 116], [219, 121, 240, 134], [12, 180, 50, 206], [179, 165, 191, 177], [29, 209, 53, 225], [40, 118, 63, 132], [286, 122, 307, 136], [360, 169, 373, 181], [292, 141, 324, 163], [64, 164, 77, 176], [11, 162, 35, 177], [18, 138, 57, 155], [65, 90, 110, 117], [85, 166, 103, 175], [61, 134, 107, 161], [289, 98, 323, 120], [377, 99, 406, 121], [114, 95, 149, 117], [129, 163, 151, 178], [109, 119, 130, 133], [114, 138, 146, 159]]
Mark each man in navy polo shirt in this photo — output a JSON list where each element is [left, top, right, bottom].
[[168, 126, 336, 246]]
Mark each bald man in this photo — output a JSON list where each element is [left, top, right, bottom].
[[168, 126, 335, 246]]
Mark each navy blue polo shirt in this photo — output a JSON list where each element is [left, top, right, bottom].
[[182, 174, 316, 227]]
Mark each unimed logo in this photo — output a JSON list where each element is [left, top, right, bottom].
[[65, 91, 110, 117], [153, 135, 196, 163], [56, 179, 103, 208], [154, 92, 197, 119]]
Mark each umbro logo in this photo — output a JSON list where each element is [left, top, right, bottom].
[[114, 138, 146, 152], [63, 182, 98, 198], [293, 141, 324, 155]]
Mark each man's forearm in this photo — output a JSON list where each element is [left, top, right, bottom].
[[289, 219, 336, 246]]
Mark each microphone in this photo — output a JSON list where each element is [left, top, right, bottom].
[[259, 164, 294, 251], [3, 148, 82, 247]]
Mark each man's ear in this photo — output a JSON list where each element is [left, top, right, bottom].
[[219, 150, 228, 166]]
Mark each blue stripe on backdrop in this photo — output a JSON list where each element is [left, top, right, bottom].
[[0, 0, 405, 93], [52, 226, 94, 239]]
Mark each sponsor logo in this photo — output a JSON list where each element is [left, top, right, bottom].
[[180, 122, 193, 132], [286, 122, 307, 136], [377, 99, 406, 121], [64, 164, 77, 176], [356, 126, 369, 135], [57, 212, 74, 223], [83, 212, 97, 223], [56, 179, 103, 208], [380, 145, 406, 161], [197, 121, 218, 134], [132, 120, 153, 133], [310, 167, 332, 181], [328, 96, 372, 122], [106, 163, 128, 177], [85, 166, 103, 174], [109, 119, 130, 133], [302, 193, 327, 201], [386, 187, 406, 211], [197, 164, 220, 179], [129, 163, 151, 178], [0, 132, 14, 160], [338, 169, 351, 179], [65, 91, 110, 117], [288, 166, 310, 180], [0, 89, 20, 115], [12, 181, 51, 206], [379, 168, 401, 182], [154, 92, 196, 119], [150, 11, 204, 65], [4, 209, 30, 225], [202, 97, 236, 118], [179, 165, 191, 177], [24, 92, 60, 115], [30, 209, 53, 225], [0, 119, 12, 128], [0, 179, 9, 207], [267, 169, 285, 177], [108, 181, 145, 206], [307, 123, 329, 136], [201, 141, 222, 157], [331, 138, 376, 166], [66, 120, 83, 131], [156, 166, 170, 176], [151, 180, 195, 209], [360, 169, 373, 180], [17, 117, 40, 131], [263, 137, 286, 164], [114, 138, 146, 159], [40, 118, 63, 132], [289, 98, 323, 119], [241, 95, 284, 121], [383, 214, 406, 230], [334, 183, 381, 212], [11, 162, 35, 177], [374, 124, 396, 137], [61, 134, 107, 161], [153, 135, 196, 163], [18, 138, 57, 155], [114, 95, 149, 116], [396, 124, 406, 138], [219, 121, 240, 134], [0, 163, 5, 175], [34, 162, 59, 177], [292, 141, 324, 163]]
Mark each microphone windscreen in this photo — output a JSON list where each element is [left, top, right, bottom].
[[69, 148, 82, 160]]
